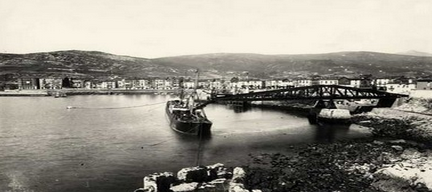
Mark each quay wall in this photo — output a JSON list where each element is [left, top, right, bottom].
[[0, 89, 179, 96]]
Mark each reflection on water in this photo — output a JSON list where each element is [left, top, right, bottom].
[[0, 95, 371, 192], [314, 124, 351, 143]]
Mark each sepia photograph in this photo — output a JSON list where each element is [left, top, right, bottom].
[[1, 0, 432, 191]]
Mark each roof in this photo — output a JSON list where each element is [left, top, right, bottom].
[[417, 79, 432, 82]]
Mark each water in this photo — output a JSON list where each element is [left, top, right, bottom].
[[0, 95, 371, 192]]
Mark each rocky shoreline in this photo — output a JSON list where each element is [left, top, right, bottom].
[[133, 101, 432, 192], [244, 138, 432, 192]]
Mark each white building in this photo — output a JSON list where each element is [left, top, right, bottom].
[[385, 83, 416, 94], [294, 79, 312, 87], [318, 79, 338, 85], [183, 81, 195, 89]]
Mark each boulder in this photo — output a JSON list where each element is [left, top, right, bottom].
[[400, 148, 422, 160], [391, 145, 404, 151], [178, 166, 207, 182], [196, 183, 217, 192], [170, 182, 199, 192], [388, 139, 406, 144], [229, 184, 249, 192], [209, 178, 229, 191], [143, 172, 176, 192]]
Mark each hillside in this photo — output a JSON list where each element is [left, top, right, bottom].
[[1, 50, 432, 79], [153, 51, 432, 78], [0, 50, 182, 78]]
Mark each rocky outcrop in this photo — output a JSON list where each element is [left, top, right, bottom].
[[244, 139, 432, 192], [134, 164, 261, 192], [353, 108, 432, 145], [372, 148, 432, 191]]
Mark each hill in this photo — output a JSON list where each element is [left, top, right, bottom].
[[0, 50, 181, 78], [397, 50, 432, 57], [1, 50, 432, 79], [153, 51, 432, 78]]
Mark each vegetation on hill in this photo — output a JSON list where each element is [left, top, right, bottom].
[[1, 50, 432, 79]]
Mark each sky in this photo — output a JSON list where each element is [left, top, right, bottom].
[[0, 0, 431, 58]]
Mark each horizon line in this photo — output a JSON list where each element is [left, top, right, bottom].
[[1, 49, 430, 59]]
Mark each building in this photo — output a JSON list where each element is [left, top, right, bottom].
[[293, 79, 312, 87], [138, 79, 151, 89], [83, 80, 93, 89], [71, 79, 85, 88], [375, 78, 391, 86], [318, 79, 338, 85], [350, 78, 373, 88], [153, 78, 165, 89], [338, 77, 351, 87], [39, 78, 62, 89], [385, 83, 416, 94], [417, 79, 432, 90], [18, 78, 40, 90], [183, 81, 195, 89]]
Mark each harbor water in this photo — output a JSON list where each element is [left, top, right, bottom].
[[0, 95, 371, 192]]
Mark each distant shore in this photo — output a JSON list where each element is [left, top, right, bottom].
[[0, 89, 179, 97]]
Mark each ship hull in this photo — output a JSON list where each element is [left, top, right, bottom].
[[165, 101, 212, 136]]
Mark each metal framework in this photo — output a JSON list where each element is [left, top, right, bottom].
[[211, 85, 408, 101], [195, 85, 408, 109]]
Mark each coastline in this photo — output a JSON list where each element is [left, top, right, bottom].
[[0, 89, 179, 96], [133, 102, 432, 191]]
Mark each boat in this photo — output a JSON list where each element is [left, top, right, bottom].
[[165, 70, 212, 136], [165, 99, 212, 136], [53, 92, 67, 98]]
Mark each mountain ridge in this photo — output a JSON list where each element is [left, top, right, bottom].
[[1, 50, 432, 79]]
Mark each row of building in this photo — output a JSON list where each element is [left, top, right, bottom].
[[2, 76, 432, 94]]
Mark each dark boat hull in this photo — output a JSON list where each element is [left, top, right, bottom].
[[165, 102, 212, 136]]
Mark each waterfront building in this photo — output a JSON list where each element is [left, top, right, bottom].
[[18, 78, 40, 90], [349, 78, 373, 88], [198, 80, 208, 89], [280, 79, 294, 88], [152, 78, 166, 89], [375, 78, 391, 86], [71, 79, 85, 88], [106, 81, 117, 89], [318, 79, 339, 85], [183, 81, 195, 89], [248, 79, 265, 89], [293, 79, 313, 87], [164, 77, 174, 89], [417, 79, 432, 90], [83, 80, 93, 89], [338, 77, 351, 87], [124, 79, 135, 89], [39, 78, 62, 89], [116, 79, 125, 89], [385, 83, 416, 94], [138, 79, 151, 89]]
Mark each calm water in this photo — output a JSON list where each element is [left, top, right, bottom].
[[0, 95, 371, 192]]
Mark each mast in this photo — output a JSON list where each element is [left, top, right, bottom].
[[194, 69, 199, 93], [190, 69, 200, 111], [179, 77, 184, 100]]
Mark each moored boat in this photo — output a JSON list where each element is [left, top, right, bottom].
[[165, 100, 212, 136], [165, 69, 212, 136]]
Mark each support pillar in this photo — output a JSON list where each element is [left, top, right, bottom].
[[376, 98, 397, 108]]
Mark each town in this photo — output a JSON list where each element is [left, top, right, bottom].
[[1, 73, 431, 96]]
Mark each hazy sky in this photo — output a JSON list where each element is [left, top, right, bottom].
[[1, 0, 431, 58]]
